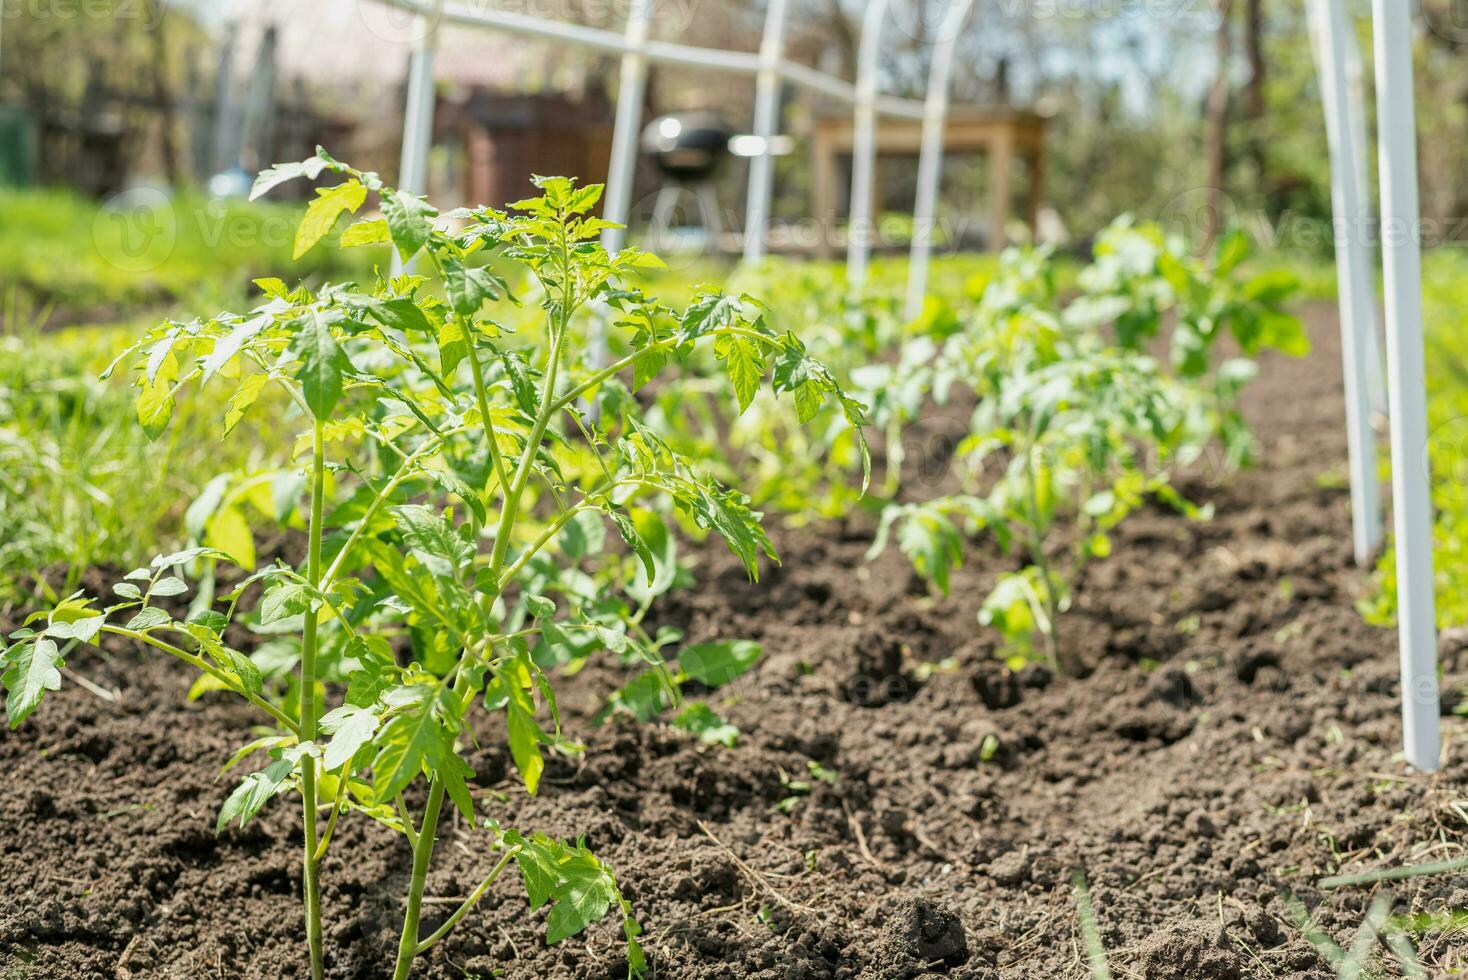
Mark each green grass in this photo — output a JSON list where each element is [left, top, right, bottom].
[[0, 314, 291, 606], [0, 186, 375, 319]]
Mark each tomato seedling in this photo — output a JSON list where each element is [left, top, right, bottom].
[[1, 149, 867, 979]]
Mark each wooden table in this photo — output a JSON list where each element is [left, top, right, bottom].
[[809, 107, 1048, 255]]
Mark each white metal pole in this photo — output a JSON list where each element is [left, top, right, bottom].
[[392, 7, 439, 276], [905, 0, 976, 321], [742, 0, 790, 264], [600, 0, 652, 256], [1341, 8, 1388, 420], [1369, 0, 1439, 772], [588, 0, 654, 386], [846, 0, 892, 289], [1309, 0, 1381, 567], [371, 0, 930, 118]]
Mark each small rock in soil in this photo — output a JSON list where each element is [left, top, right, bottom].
[[985, 849, 1030, 886], [875, 898, 969, 977], [1135, 921, 1245, 980]]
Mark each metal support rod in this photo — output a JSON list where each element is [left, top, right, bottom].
[[846, 0, 893, 289], [1341, 7, 1388, 419], [1369, 0, 1439, 772], [742, 0, 790, 264], [905, 0, 976, 321], [1308, 0, 1381, 566], [591, 0, 653, 381], [374, 0, 928, 119], [392, 7, 439, 276], [600, 0, 652, 256]]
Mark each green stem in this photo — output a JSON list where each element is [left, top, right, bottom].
[[100, 625, 301, 736], [413, 847, 520, 956], [1021, 438, 1063, 674], [300, 418, 327, 980], [392, 779, 446, 980], [466, 342, 511, 507], [487, 316, 567, 583], [549, 324, 775, 415]]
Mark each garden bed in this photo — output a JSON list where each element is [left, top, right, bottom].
[[2, 303, 1465, 979]]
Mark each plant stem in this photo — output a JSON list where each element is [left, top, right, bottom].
[[1021, 437, 1064, 674], [100, 625, 300, 735], [466, 343, 511, 505], [300, 418, 327, 980], [413, 847, 519, 956], [392, 779, 446, 980]]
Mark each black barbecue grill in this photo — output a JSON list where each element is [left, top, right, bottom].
[[641, 112, 733, 182]]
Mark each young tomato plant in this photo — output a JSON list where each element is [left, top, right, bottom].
[[0, 149, 867, 979]]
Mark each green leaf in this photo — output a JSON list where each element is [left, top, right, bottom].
[[437, 741, 477, 821], [259, 581, 316, 625], [216, 751, 298, 832], [679, 292, 744, 341], [441, 255, 507, 318], [678, 640, 761, 687], [135, 376, 174, 440], [340, 217, 391, 247], [202, 313, 270, 382], [392, 504, 474, 578], [436, 317, 468, 375], [2, 638, 63, 728], [502, 831, 622, 945], [382, 189, 438, 260], [125, 607, 171, 631], [370, 690, 441, 802], [717, 335, 764, 414], [224, 373, 268, 435], [319, 703, 380, 771], [289, 311, 353, 420], [294, 179, 367, 258], [370, 297, 435, 334], [47, 615, 105, 645], [251, 156, 329, 200], [673, 702, 740, 747], [609, 511, 656, 584], [506, 693, 546, 795], [425, 469, 487, 527]]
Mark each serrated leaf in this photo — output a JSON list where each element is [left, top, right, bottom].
[[370, 297, 434, 334], [2, 638, 63, 728], [718, 335, 764, 414], [340, 217, 391, 247], [149, 576, 188, 597], [259, 581, 315, 625], [202, 314, 270, 382], [501, 831, 621, 945], [441, 255, 507, 318], [382, 189, 437, 260], [125, 607, 172, 631], [392, 504, 474, 578], [294, 179, 367, 258], [251, 157, 329, 201], [225, 373, 269, 435], [47, 615, 105, 645], [672, 702, 739, 747], [370, 693, 441, 802], [319, 703, 380, 771], [678, 640, 761, 687], [216, 753, 296, 831], [289, 311, 353, 420], [607, 511, 655, 584]]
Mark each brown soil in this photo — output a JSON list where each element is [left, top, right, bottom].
[[3, 305, 1467, 980]]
